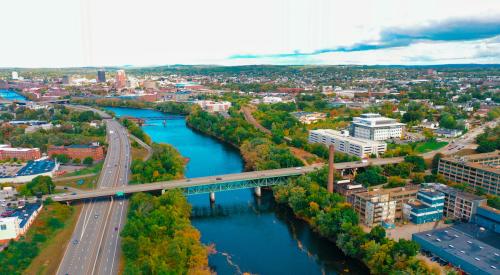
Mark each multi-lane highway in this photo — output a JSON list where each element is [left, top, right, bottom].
[[57, 119, 131, 275]]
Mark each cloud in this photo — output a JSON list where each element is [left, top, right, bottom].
[[229, 16, 500, 59]]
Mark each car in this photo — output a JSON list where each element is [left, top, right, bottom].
[[114, 227, 118, 231], [72, 239, 79, 245], [295, 167, 302, 170], [216, 177, 222, 180], [94, 214, 99, 219], [63, 187, 68, 190], [71, 192, 77, 195], [186, 179, 191, 182]]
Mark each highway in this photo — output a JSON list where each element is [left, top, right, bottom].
[[56, 119, 131, 275]]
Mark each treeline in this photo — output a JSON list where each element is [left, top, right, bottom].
[[130, 143, 185, 183], [121, 118, 152, 145], [187, 109, 303, 170], [156, 102, 193, 115], [273, 168, 439, 275], [121, 191, 210, 275], [0, 202, 74, 275], [72, 98, 153, 109]]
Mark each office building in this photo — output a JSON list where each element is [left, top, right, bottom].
[[308, 129, 387, 158], [351, 113, 405, 141], [0, 145, 41, 161], [97, 70, 106, 83], [48, 144, 105, 161], [115, 70, 127, 89], [62, 75, 71, 85], [413, 225, 499, 275], [352, 186, 419, 226], [438, 151, 499, 195], [11, 71, 18, 80], [403, 190, 445, 224]]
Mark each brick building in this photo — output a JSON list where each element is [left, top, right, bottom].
[[48, 144, 105, 161], [0, 145, 41, 161]]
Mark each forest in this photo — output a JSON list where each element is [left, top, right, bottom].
[[130, 143, 185, 183]]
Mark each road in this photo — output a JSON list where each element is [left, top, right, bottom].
[[425, 119, 499, 157], [57, 119, 131, 275]]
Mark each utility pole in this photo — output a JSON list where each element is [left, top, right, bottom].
[[328, 144, 335, 193]]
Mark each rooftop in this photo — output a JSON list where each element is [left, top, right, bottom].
[[413, 225, 500, 273], [16, 160, 56, 177], [310, 129, 386, 146], [8, 203, 42, 229]]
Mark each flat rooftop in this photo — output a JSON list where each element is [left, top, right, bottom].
[[441, 151, 500, 174], [310, 129, 386, 146], [413, 225, 500, 274], [16, 160, 55, 177]]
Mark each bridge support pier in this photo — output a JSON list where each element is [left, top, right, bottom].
[[209, 192, 216, 203], [254, 186, 262, 197]]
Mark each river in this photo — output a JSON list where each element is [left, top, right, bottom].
[[0, 89, 28, 101], [105, 107, 367, 275]]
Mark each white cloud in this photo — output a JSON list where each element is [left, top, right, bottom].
[[0, 0, 499, 67]]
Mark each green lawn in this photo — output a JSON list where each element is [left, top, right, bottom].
[[55, 174, 99, 190], [415, 140, 448, 153], [63, 162, 103, 177]]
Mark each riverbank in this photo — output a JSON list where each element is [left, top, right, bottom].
[[105, 106, 365, 274]]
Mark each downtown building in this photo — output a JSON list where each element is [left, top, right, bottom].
[[350, 113, 405, 141], [97, 70, 106, 83], [308, 129, 387, 158], [115, 70, 127, 89], [438, 151, 499, 195]]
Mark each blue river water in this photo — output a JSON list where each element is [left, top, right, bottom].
[[0, 89, 27, 101], [106, 107, 367, 275]]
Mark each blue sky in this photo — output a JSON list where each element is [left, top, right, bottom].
[[0, 0, 499, 67]]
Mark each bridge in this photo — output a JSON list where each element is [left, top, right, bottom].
[[48, 157, 405, 202]]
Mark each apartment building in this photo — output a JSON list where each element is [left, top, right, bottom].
[[308, 129, 387, 158], [350, 113, 405, 141], [438, 151, 499, 195], [352, 186, 419, 226]]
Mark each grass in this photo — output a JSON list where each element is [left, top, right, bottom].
[[24, 203, 83, 275], [55, 174, 99, 190], [131, 140, 149, 161], [414, 140, 448, 153], [62, 162, 103, 177]]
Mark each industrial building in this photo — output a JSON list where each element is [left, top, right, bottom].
[[413, 225, 500, 275], [0, 203, 42, 244], [426, 183, 487, 222], [438, 151, 500, 195], [308, 129, 387, 158], [403, 190, 445, 224], [474, 205, 500, 234], [0, 144, 41, 161], [352, 186, 419, 226], [48, 144, 105, 161], [350, 113, 405, 141]]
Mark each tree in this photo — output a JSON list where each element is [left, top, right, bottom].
[[83, 156, 94, 166], [72, 158, 81, 165], [431, 153, 443, 174], [439, 113, 457, 129], [404, 155, 426, 172], [20, 176, 55, 196], [355, 166, 387, 186], [369, 225, 386, 243], [53, 154, 70, 164]]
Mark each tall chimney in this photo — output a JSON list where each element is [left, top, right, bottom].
[[328, 144, 335, 193]]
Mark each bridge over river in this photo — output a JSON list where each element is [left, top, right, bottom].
[[48, 156, 404, 202]]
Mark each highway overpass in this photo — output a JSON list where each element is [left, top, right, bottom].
[[49, 157, 405, 202]]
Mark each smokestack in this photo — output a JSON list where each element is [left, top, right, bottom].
[[328, 144, 335, 193]]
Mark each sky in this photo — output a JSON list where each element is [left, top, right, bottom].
[[1, 0, 499, 67]]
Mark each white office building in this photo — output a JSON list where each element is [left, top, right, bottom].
[[11, 71, 19, 80], [351, 113, 405, 141], [308, 129, 387, 158]]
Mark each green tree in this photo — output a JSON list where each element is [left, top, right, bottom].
[[82, 156, 94, 166], [20, 176, 55, 196]]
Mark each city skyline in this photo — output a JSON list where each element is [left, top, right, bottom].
[[1, 0, 499, 67]]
